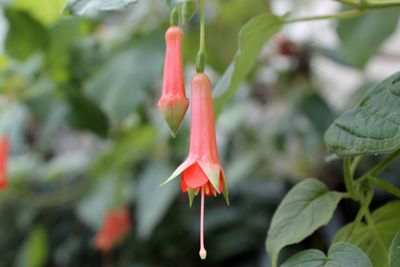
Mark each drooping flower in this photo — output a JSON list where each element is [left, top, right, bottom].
[[158, 26, 189, 137], [94, 206, 131, 253], [0, 137, 9, 190], [162, 73, 229, 260]]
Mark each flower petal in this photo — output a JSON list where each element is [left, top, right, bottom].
[[181, 177, 188, 192], [182, 163, 209, 189]]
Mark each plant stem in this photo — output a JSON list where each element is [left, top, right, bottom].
[[368, 176, 400, 197], [350, 156, 362, 176], [364, 0, 400, 8], [359, 147, 400, 181], [365, 209, 388, 255], [343, 158, 356, 199], [335, 0, 359, 5], [285, 9, 363, 24], [287, 0, 400, 25], [345, 189, 373, 241], [272, 255, 278, 267]]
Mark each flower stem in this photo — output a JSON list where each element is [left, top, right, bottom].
[[199, 188, 207, 260], [196, 0, 206, 73]]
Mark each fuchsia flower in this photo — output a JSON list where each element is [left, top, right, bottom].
[[0, 137, 9, 190], [162, 73, 229, 260], [94, 207, 131, 253], [158, 26, 189, 137]]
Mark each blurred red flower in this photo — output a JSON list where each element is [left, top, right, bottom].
[[94, 206, 131, 253], [0, 137, 9, 190]]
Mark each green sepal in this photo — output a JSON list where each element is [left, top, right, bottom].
[[222, 177, 229, 205], [188, 188, 196, 207], [160, 160, 193, 186], [199, 162, 220, 193]]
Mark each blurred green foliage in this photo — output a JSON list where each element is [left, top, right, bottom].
[[0, 0, 399, 266]]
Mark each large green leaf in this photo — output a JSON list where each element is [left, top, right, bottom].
[[213, 14, 283, 114], [266, 179, 342, 260], [46, 17, 93, 83], [334, 201, 400, 267], [14, 0, 66, 25], [324, 72, 400, 157], [281, 242, 372, 267], [337, 8, 400, 68], [5, 9, 49, 61], [85, 32, 163, 120], [64, 0, 140, 15], [16, 226, 49, 267], [76, 175, 117, 230], [136, 161, 179, 239], [66, 93, 109, 137], [390, 232, 400, 267]]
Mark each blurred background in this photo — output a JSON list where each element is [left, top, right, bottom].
[[0, 0, 399, 266]]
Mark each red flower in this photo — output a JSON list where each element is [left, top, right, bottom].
[[0, 137, 9, 190], [158, 26, 189, 137], [94, 207, 131, 253], [162, 73, 229, 259]]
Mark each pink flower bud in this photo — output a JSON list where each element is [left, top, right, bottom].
[[158, 26, 189, 137]]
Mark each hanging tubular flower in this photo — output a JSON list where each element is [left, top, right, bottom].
[[0, 136, 9, 190], [94, 206, 131, 253], [158, 26, 189, 137], [161, 73, 229, 260]]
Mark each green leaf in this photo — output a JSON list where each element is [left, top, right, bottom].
[[5, 9, 49, 60], [324, 72, 400, 157], [390, 232, 400, 267], [16, 226, 49, 267], [66, 93, 109, 137], [76, 175, 117, 230], [92, 125, 157, 175], [333, 201, 400, 267], [85, 32, 163, 120], [266, 179, 342, 260], [14, 0, 66, 25], [300, 92, 335, 135], [64, 0, 140, 15], [136, 161, 179, 239], [46, 17, 93, 83], [337, 8, 400, 68], [213, 14, 283, 115], [281, 242, 372, 267]]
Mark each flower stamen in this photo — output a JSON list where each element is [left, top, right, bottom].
[[199, 188, 207, 260]]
